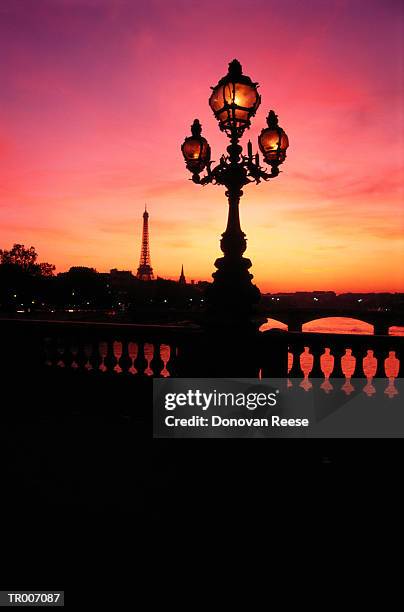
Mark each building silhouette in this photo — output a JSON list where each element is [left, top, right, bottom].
[[136, 205, 154, 281], [179, 264, 186, 285]]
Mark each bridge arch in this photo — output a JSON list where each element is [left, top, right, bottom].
[[259, 317, 288, 332], [302, 316, 373, 335]]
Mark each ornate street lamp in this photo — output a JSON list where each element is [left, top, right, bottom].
[[208, 58, 261, 137], [181, 59, 289, 323], [258, 110, 289, 166], [181, 119, 211, 175]]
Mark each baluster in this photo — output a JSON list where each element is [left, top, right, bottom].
[[362, 349, 377, 379], [75, 340, 88, 371], [113, 340, 123, 373], [384, 350, 400, 379], [119, 339, 132, 374], [341, 348, 356, 379], [144, 342, 154, 375], [320, 348, 334, 379], [159, 344, 170, 377], [165, 344, 176, 377], [55, 338, 63, 367], [56, 336, 73, 368], [134, 342, 148, 376], [83, 342, 93, 371], [150, 343, 165, 377], [300, 346, 314, 378], [103, 339, 117, 373], [98, 341, 108, 372], [89, 339, 102, 373], [68, 341, 78, 369], [128, 341, 138, 374], [62, 339, 77, 370]]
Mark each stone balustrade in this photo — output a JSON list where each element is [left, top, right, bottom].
[[260, 330, 402, 379], [1, 319, 402, 381], [0, 319, 200, 378]]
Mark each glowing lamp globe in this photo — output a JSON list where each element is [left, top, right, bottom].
[[181, 119, 211, 174], [209, 59, 261, 137], [258, 110, 289, 165]]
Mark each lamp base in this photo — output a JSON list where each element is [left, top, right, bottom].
[[205, 255, 260, 326]]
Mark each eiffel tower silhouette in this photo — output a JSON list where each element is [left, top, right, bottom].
[[136, 204, 154, 281]]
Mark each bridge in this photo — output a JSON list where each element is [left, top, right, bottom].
[[260, 307, 404, 335]]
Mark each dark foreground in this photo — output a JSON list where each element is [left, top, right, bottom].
[[1, 365, 402, 592]]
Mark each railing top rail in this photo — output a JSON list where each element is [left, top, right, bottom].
[[260, 329, 404, 346], [0, 317, 197, 330], [0, 317, 203, 340], [2, 318, 402, 335]]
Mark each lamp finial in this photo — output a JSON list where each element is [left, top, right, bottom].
[[191, 118, 202, 137], [266, 110, 279, 129], [228, 59, 242, 78]]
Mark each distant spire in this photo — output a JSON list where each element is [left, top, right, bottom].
[[179, 264, 186, 285]]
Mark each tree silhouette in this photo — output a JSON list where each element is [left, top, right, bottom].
[[0, 244, 55, 276], [0, 244, 37, 270], [38, 262, 56, 277]]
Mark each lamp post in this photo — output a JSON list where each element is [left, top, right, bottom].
[[181, 59, 289, 326]]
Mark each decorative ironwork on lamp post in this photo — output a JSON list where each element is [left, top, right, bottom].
[[181, 59, 289, 324]]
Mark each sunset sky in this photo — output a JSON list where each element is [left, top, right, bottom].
[[0, 0, 403, 292]]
